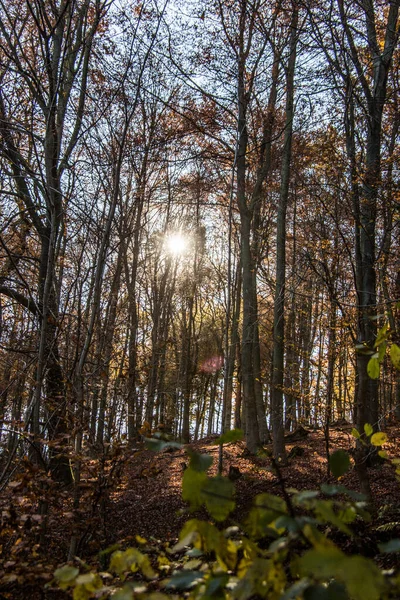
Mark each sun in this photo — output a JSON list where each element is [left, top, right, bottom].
[[164, 232, 189, 256]]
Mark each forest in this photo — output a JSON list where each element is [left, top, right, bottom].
[[0, 0, 399, 598]]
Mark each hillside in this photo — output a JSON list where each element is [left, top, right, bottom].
[[1, 424, 400, 599]]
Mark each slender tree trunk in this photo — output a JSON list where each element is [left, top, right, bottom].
[[241, 212, 260, 452], [125, 197, 146, 442], [325, 300, 337, 474], [271, 6, 298, 462], [97, 252, 123, 446], [223, 261, 242, 432], [235, 335, 243, 430]]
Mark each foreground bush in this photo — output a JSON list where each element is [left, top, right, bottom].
[[54, 429, 400, 600]]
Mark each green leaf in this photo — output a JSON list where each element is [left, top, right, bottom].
[[235, 556, 286, 600], [370, 432, 387, 447], [178, 519, 235, 569], [110, 548, 156, 581], [344, 556, 385, 600], [187, 450, 213, 472], [367, 357, 380, 379], [246, 494, 287, 539], [186, 548, 203, 557], [351, 428, 360, 439], [280, 578, 310, 600], [182, 468, 208, 509], [202, 475, 235, 521], [73, 573, 103, 600], [166, 570, 203, 589], [303, 582, 349, 599], [255, 493, 287, 512], [175, 519, 230, 562], [329, 450, 351, 478], [320, 484, 343, 496], [338, 505, 357, 525], [364, 423, 373, 437], [299, 549, 384, 600], [75, 573, 102, 590], [298, 546, 345, 583], [320, 484, 365, 502], [215, 428, 244, 445], [314, 500, 352, 535], [183, 558, 202, 570], [144, 438, 182, 452], [293, 490, 319, 504], [203, 573, 229, 597], [275, 515, 301, 533], [54, 565, 79, 587], [378, 341, 387, 361], [324, 582, 349, 600], [111, 585, 135, 600], [269, 537, 289, 553], [378, 539, 400, 553], [390, 343, 400, 370], [374, 322, 389, 347]]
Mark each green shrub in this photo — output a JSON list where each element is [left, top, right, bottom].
[[53, 432, 400, 600]]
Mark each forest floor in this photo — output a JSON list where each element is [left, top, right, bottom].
[[1, 423, 400, 599]]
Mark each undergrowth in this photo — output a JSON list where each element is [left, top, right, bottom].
[[53, 427, 400, 600]]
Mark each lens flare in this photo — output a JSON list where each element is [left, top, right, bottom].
[[165, 233, 188, 256], [200, 355, 224, 373]]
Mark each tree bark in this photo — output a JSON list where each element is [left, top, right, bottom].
[[271, 5, 298, 462]]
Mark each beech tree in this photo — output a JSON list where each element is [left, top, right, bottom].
[[0, 0, 109, 481], [307, 0, 399, 496], [271, 3, 298, 462]]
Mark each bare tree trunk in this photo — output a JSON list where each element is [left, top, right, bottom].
[[337, 0, 399, 502], [97, 251, 123, 446], [325, 300, 337, 474], [223, 261, 242, 432], [271, 6, 298, 462], [241, 211, 260, 452]]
